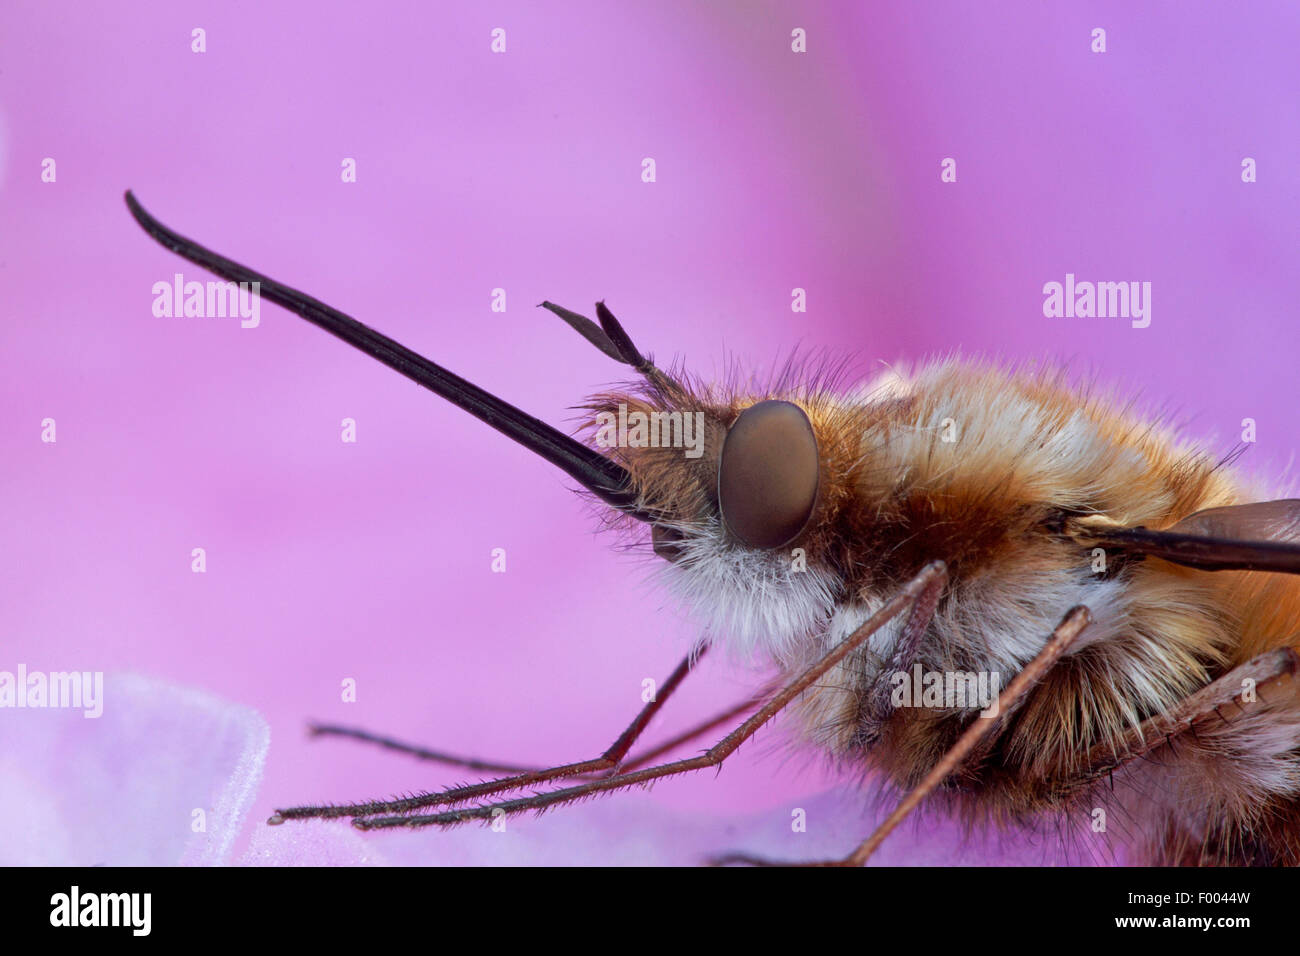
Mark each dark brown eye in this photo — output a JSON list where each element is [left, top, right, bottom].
[[717, 400, 820, 549]]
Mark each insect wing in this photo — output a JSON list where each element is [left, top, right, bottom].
[[1094, 499, 1300, 574]]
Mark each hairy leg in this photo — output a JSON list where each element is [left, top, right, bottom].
[[1055, 646, 1299, 795], [347, 561, 951, 831], [270, 644, 709, 823], [1053, 646, 1300, 866], [714, 604, 1094, 866], [305, 666, 778, 780], [305, 724, 545, 776], [857, 562, 950, 744]]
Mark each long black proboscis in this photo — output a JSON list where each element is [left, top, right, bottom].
[[124, 190, 652, 522]]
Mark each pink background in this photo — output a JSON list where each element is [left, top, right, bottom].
[[1, 1, 1297, 864]]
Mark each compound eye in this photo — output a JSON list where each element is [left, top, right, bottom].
[[717, 400, 820, 549]]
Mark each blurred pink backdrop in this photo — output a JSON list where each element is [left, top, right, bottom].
[[1, 1, 1297, 864]]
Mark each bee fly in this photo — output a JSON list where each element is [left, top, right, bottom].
[[126, 191, 1300, 866]]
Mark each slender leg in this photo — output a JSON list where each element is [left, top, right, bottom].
[[270, 644, 710, 823], [306, 674, 777, 779], [1050, 646, 1300, 798], [618, 680, 778, 772], [349, 561, 950, 830], [713, 604, 1094, 866], [858, 563, 949, 740], [305, 724, 547, 776]]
